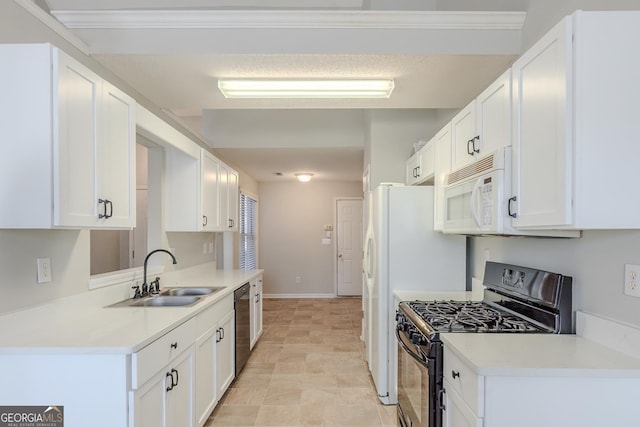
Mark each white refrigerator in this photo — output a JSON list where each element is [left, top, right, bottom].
[[363, 184, 466, 405]]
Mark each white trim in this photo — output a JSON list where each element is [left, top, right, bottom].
[[262, 293, 338, 299], [88, 265, 163, 290], [52, 10, 526, 31], [14, 0, 90, 54]]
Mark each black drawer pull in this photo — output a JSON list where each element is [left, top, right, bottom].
[[451, 370, 460, 379], [170, 342, 178, 350]]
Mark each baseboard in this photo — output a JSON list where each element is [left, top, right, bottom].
[[262, 293, 338, 299]]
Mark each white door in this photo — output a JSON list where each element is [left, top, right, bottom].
[[336, 199, 363, 296]]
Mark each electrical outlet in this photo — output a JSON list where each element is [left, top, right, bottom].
[[37, 258, 52, 283], [295, 276, 301, 284], [624, 264, 640, 297]]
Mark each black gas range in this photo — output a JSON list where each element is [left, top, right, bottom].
[[395, 261, 573, 427]]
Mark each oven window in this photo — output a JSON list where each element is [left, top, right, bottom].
[[397, 341, 429, 426]]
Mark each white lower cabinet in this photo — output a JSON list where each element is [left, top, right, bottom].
[[216, 309, 236, 396], [194, 294, 235, 426], [249, 275, 263, 349], [130, 347, 195, 427], [129, 318, 197, 427], [443, 383, 482, 427]]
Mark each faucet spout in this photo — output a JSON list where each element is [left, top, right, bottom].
[[142, 249, 178, 296]]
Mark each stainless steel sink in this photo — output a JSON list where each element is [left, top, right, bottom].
[[160, 286, 224, 296], [128, 295, 201, 307], [106, 286, 225, 308]]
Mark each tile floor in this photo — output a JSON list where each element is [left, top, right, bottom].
[[205, 297, 398, 426]]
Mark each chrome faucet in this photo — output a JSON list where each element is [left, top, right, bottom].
[[142, 249, 177, 296]]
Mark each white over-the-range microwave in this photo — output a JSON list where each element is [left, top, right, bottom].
[[442, 147, 579, 237], [442, 147, 514, 235]]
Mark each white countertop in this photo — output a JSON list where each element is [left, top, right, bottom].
[[0, 264, 262, 355], [442, 333, 640, 378]]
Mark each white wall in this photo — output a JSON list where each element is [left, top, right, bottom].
[[259, 180, 362, 296]]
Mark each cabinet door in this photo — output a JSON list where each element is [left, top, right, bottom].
[[201, 150, 219, 231], [195, 327, 217, 426], [218, 165, 229, 230], [405, 152, 420, 185], [216, 310, 235, 397], [55, 49, 101, 227], [250, 276, 263, 349], [129, 368, 169, 427], [476, 69, 511, 155], [451, 100, 477, 170], [434, 124, 453, 231], [227, 168, 239, 230], [511, 17, 573, 228], [100, 82, 136, 228], [254, 277, 263, 342], [443, 385, 482, 427], [166, 349, 195, 427]]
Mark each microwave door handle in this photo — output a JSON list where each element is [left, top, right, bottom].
[[470, 178, 483, 227]]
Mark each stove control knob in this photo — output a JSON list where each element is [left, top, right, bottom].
[[411, 333, 426, 346]]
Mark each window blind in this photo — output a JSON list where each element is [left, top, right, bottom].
[[239, 192, 257, 270]]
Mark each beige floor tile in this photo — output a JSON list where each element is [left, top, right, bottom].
[[205, 297, 398, 427], [254, 405, 301, 426]]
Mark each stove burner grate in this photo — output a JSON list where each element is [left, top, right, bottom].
[[407, 300, 541, 333]]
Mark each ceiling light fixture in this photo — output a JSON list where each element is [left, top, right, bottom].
[[295, 173, 314, 183], [217, 79, 394, 99]]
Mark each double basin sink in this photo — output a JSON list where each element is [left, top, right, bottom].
[[108, 286, 225, 308]]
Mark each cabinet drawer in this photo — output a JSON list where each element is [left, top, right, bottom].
[[132, 317, 196, 389], [443, 347, 484, 416], [195, 293, 233, 339]]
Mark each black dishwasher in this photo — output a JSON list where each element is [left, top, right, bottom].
[[234, 282, 251, 377]]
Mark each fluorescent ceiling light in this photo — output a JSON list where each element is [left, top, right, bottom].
[[218, 79, 394, 99], [295, 173, 314, 182]]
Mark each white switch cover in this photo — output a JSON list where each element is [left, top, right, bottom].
[[37, 258, 52, 283], [624, 264, 640, 297]]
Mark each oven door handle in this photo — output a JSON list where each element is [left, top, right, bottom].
[[395, 326, 428, 367]]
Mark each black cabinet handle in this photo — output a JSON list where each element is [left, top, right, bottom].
[[508, 196, 518, 218], [220, 327, 225, 340], [472, 135, 480, 153], [105, 199, 113, 218], [166, 371, 174, 391], [170, 342, 178, 350], [228, 219, 233, 228], [171, 368, 179, 387], [451, 370, 460, 379], [98, 199, 107, 219], [203, 215, 208, 227], [467, 139, 474, 155], [215, 328, 221, 343]]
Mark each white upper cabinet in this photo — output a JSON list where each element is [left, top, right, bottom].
[[451, 69, 512, 171], [511, 11, 640, 229], [0, 43, 135, 229], [451, 100, 478, 170], [219, 164, 239, 231], [433, 124, 453, 231], [476, 68, 512, 156], [405, 139, 435, 186], [165, 147, 239, 232], [201, 150, 221, 231]]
